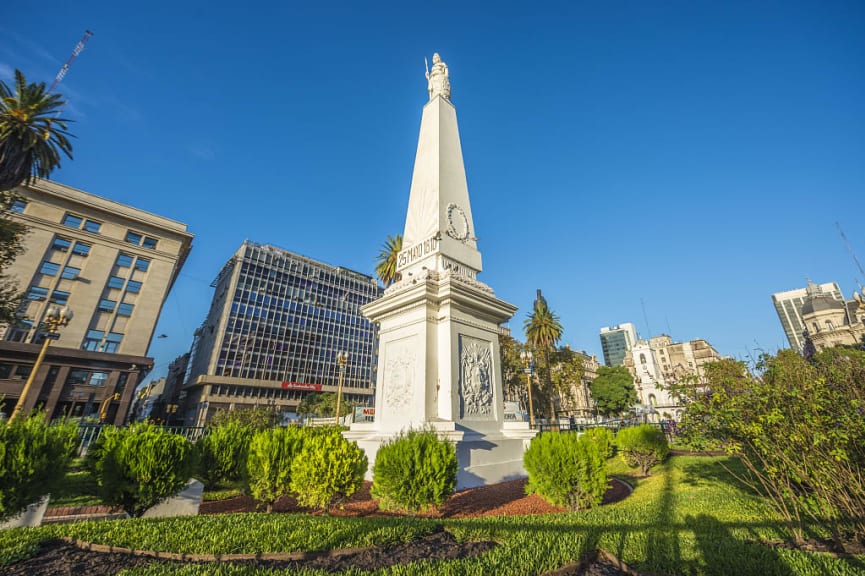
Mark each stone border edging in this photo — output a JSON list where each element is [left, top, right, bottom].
[[611, 476, 634, 495], [59, 537, 375, 563]]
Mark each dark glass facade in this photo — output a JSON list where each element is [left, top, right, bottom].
[[182, 241, 382, 421]]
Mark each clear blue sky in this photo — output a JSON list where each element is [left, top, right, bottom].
[[2, 1, 863, 380]]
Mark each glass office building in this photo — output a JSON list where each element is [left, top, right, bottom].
[[180, 241, 382, 424]]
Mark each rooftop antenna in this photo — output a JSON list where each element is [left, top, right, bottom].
[[640, 298, 652, 339], [837, 222, 865, 293]]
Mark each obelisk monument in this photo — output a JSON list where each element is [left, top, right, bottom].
[[346, 53, 535, 488]]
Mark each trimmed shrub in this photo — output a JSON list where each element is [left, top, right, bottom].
[[291, 427, 367, 511], [0, 415, 77, 521], [95, 423, 197, 517], [582, 427, 615, 458], [208, 406, 280, 431], [371, 428, 457, 514], [523, 431, 607, 511], [245, 425, 307, 512], [616, 424, 669, 476], [197, 420, 254, 488]]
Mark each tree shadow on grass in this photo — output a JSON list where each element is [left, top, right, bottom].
[[687, 513, 796, 576], [676, 455, 762, 496]]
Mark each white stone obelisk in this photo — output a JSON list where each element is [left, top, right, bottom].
[[346, 53, 535, 488]]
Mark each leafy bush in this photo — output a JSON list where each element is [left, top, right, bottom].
[[371, 428, 457, 514], [291, 427, 367, 511], [0, 414, 77, 521], [208, 406, 280, 431], [582, 427, 615, 458], [245, 425, 307, 512], [616, 424, 669, 476], [94, 423, 197, 517], [197, 420, 254, 488], [680, 348, 865, 547], [523, 431, 607, 511]]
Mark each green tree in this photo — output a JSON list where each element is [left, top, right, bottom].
[[1, 70, 74, 191], [680, 348, 865, 547], [523, 290, 564, 419], [549, 346, 586, 415], [374, 233, 402, 287], [589, 366, 637, 417], [296, 392, 356, 419], [0, 191, 26, 323], [498, 334, 525, 404], [208, 406, 280, 430], [616, 424, 669, 476]]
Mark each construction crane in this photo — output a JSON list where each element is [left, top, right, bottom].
[[48, 30, 93, 93], [837, 222, 865, 292]]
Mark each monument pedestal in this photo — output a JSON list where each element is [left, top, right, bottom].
[[346, 269, 536, 489]]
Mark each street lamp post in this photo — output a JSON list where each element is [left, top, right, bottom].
[[11, 305, 73, 421], [519, 350, 535, 428], [334, 352, 349, 426], [99, 393, 122, 423]]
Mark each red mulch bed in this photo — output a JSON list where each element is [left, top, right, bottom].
[[199, 476, 632, 518]]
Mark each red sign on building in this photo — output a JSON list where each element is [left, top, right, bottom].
[[281, 382, 322, 391]]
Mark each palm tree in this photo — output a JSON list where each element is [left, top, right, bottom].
[[374, 233, 402, 287], [0, 69, 74, 191], [524, 289, 563, 420]]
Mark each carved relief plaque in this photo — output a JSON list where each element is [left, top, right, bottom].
[[383, 337, 416, 410], [459, 335, 495, 420]]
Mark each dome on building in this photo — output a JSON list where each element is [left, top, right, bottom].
[[801, 294, 845, 316]]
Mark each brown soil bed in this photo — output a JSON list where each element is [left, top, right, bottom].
[[9, 478, 633, 576], [2, 530, 496, 576]]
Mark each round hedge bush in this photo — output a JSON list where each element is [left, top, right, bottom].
[[371, 428, 457, 514]]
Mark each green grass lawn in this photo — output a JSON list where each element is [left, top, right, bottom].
[[4, 455, 865, 575], [47, 469, 103, 508]]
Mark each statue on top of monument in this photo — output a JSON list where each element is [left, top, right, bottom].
[[425, 53, 451, 101]]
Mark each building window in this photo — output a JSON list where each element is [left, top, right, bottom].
[[10, 199, 27, 213], [103, 332, 123, 353], [52, 237, 72, 252], [66, 369, 89, 386], [0, 363, 12, 378], [83, 220, 101, 233], [117, 303, 134, 316], [108, 276, 125, 289], [142, 237, 158, 249], [72, 242, 91, 256], [125, 231, 143, 245], [98, 299, 116, 312], [116, 253, 134, 268], [27, 286, 49, 301], [61, 266, 81, 280], [826, 320, 835, 331], [39, 261, 60, 276], [50, 290, 70, 305], [126, 280, 142, 293], [62, 214, 83, 228], [134, 258, 150, 272], [82, 329, 104, 351], [89, 371, 109, 386], [14, 365, 33, 379]]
